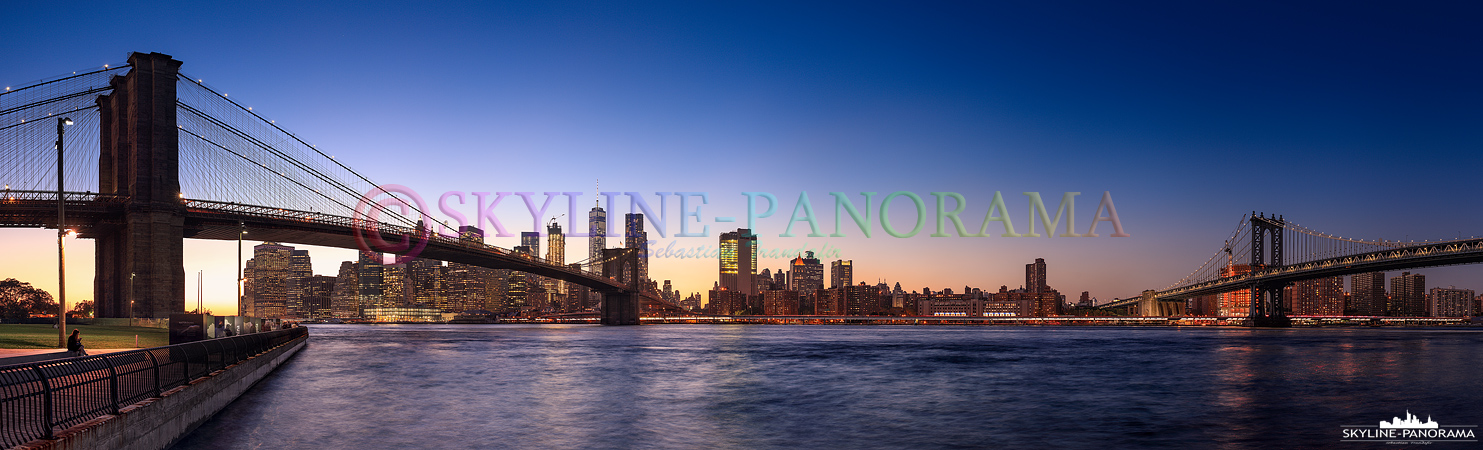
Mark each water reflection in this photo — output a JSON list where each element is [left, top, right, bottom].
[[173, 325, 1483, 449]]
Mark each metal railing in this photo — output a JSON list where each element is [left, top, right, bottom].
[[0, 327, 307, 447]]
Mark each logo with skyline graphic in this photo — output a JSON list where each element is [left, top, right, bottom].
[[1341, 411, 1477, 444]]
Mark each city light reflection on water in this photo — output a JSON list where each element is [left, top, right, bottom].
[[173, 325, 1483, 449]]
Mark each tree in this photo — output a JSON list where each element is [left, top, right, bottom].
[[70, 300, 94, 318], [0, 279, 58, 321]]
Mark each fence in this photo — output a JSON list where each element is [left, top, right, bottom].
[[0, 327, 307, 447]]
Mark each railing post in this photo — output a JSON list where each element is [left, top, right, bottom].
[[30, 365, 53, 440], [101, 356, 121, 414], [143, 350, 161, 398]]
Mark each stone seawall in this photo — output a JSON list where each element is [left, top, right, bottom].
[[13, 335, 307, 450]]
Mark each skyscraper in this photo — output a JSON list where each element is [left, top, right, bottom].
[[789, 251, 824, 292], [287, 249, 312, 318], [521, 231, 541, 259], [302, 275, 337, 319], [1350, 272, 1386, 316], [1025, 258, 1048, 293], [719, 229, 758, 296], [506, 246, 533, 312], [330, 261, 359, 318], [382, 263, 408, 308], [246, 242, 294, 319], [446, 226, 487, 312], [625, 213, 648, 282], [357, 252, 383, 317], [408, 258, 444, 309], [543, 221, 566, 301], [1389, 272, 1426, 317], [588, 198, 607, 307], [830, 260, 853, 289], [589, 198, 606, 271]]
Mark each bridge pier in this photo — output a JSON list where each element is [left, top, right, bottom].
[[92, 52, 186, 319], [599, 248, 641, 325], [600, 292, 640, 325], [1247, 284, 1291, 327]]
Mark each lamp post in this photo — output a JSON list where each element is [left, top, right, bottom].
[[130, 272, 135, 327], [56, 117, 72, 349], [237, 221, 245, 317]]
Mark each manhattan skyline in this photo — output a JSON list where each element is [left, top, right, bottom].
[[1, 1, 1480, 315]]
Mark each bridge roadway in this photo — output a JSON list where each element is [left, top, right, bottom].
[[0, 190, 631, 293], [1102, 236, 1483, 309]]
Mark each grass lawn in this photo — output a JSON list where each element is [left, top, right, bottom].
[[0, 324, 170, 349]]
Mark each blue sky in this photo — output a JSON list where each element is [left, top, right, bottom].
[[2, 1, 1480, 311]]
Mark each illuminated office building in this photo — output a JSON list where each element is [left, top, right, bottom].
[[625, 213, 648, 281], [719, 229, 758, 296], [831, 260, 853, 289]]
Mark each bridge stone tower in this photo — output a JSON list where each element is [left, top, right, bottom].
[[1248, 213, 1291, 327], [600, 248, 640, 325], [93, 52, 186, 319]]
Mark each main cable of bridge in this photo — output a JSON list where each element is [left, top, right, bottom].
[[177, 75, 436, 228]]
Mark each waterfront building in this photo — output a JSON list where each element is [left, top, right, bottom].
[[762, 289, 800, 315], [1287, 276, 1345, 315], [707, 287, 750, 315], [381, 263, 409, 308], [1218, 264, 1252, 316], [916, 295, 980, 316], [1428, 287, 1475, 317], [815, 288, 844, 315], [362, 307, 445, 323], [302, 275, 337, 319], [1389, 272, 1426, 317], [845, 282, 878, 315], [1350, 272, 1386, 316]]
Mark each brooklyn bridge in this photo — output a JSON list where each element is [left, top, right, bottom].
[[0, 52, 688, 325]]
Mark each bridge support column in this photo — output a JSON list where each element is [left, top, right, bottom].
[[93, 52, 185, 319], [1247, 284, 1291, 327], [600, 292, 640, 325], [1136, 290, 1159, 317]]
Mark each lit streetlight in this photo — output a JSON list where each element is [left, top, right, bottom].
[[130, 272, 136, 327], [238, 222, 246, 317], [56, 117, 72, 349]]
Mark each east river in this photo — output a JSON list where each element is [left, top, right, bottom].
[[172, 324, 1483, 449]]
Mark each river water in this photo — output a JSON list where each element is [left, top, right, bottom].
[[172, 324, 1483, 449]]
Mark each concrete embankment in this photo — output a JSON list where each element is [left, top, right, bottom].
[[13, 334, 307, 450]]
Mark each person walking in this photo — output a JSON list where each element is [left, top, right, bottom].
[[66, 329, 87, 357]]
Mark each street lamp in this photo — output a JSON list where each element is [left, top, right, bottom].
[[130, 272, 136, 327], [56, 117, 72, 349], [237, 222, 245, 317]]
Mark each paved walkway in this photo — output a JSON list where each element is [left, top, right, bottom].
[[0, 348, 141, 366]]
